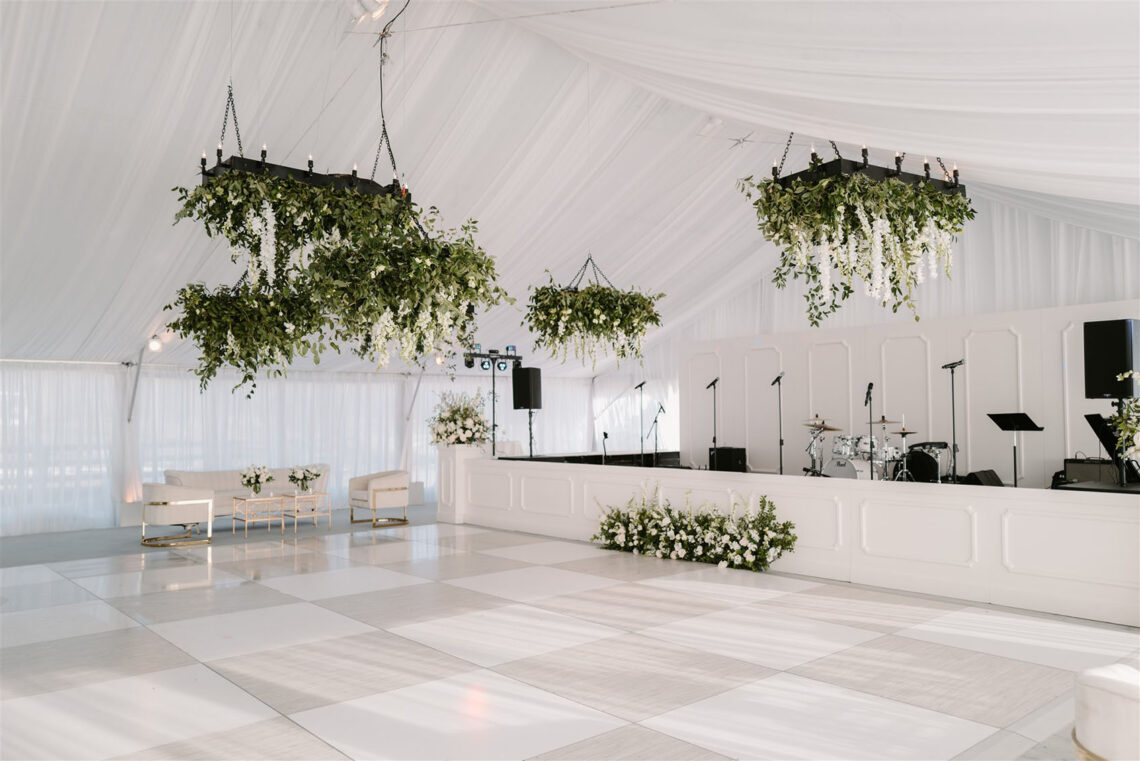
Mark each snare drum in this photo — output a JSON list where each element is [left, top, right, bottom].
[[832, 435, 856, 458], [855, 435, 878, 458], [879, 445, 902, 463]]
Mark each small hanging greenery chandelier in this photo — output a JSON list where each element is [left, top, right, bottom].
[[740, 134, 976, 326]]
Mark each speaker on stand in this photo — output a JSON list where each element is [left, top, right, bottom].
[[512, 367, 542, 458]]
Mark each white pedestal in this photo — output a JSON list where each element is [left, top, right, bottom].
[[436, 445, 486, 524]]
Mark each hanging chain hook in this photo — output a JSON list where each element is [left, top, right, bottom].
[[218, 79, 244, 157], [829, 140, 842, 160], [370, 0, 412, 184], [776, 131, 794, 175]]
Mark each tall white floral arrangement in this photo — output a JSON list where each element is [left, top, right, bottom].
[[429, 391, 490, 445]]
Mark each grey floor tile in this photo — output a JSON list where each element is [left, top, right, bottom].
[[314, 580, 510, 629], [1017, 726, 1077, 761], [113, 717, 348, 760], [531, 725, 730, 761], [207, 629, 478, 714], [758, 582, 964, 634], [496, 632, 773, 722], [0, 627, 196, 699], [534, 582, 733, 631], [108, 581, 300, 625], [791, 634, 1073, 727], [379, 551, 534, 580], [48, 551, 201, 579], [0, 579, 96, 613], [550, 553, 698, 582], [954, 730, 1038, 760], [214, 551, 361, 581], [435, 531, 551, 552]]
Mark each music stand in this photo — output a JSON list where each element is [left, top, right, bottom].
[[987, 413, 1043, 487]]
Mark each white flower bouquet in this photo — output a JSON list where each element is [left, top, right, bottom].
[[429, 391, 490, 446], [240, 465, 275, 495], [288, 466, 320, 493]]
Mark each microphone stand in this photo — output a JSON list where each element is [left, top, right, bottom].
[[635, 381, 646, 466], [772, 372, 785, 475], [707, 377, 720, 470], [646, 404, 663, 467], [942, 359, 964, 483], [865, 383, 875, 481], [602, 432, 608, 466]]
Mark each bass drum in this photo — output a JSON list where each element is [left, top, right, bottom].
[[822, 458, 873, 480], [893, 450, 940, 483]]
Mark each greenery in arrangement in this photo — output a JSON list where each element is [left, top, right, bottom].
[[288, 466, 321, 492], [1112, 371, 1139, 459], [167, 171, 510, 392], [428, 391, 490, 446], [524, 257, 663, 367], [739, 170, 976, 326], [240, 465, 274, 495], [593, 489, 796, 572]]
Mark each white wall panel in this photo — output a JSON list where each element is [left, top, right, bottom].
[[744, 347, 782, 473], [963, 328, 1022, 482]]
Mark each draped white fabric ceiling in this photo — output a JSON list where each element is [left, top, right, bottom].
[[2, 0, 1137, 376]]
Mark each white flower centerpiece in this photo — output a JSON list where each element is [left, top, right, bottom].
[[429, 391, 490, 446], [288, 466, 320, 494], [593, 489, 797, 572], [240, 465, 275, 496]]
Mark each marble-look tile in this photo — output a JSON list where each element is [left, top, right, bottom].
[[639, 566, 821, 604], [72, 564, 247, 599], [148, 602, 374, 661], [533, 582, 732, 631], [0, 664, 277, 760], [899, 607, 1140, 671], [215, 550, 360, 581], [1017, 726, 1077, 761], [446, 566, 621, 603], [550, 553, 697, 582], [640, 604, 880, 670], [255, 565, 429, 601], [209, 630, 478, 714], [378, 551, 534, 581], [108, 581, 300, 625], [0, 564, 67, 587], [0, 627, 195, 700], [47, 551, 200, 579], [173, 540, 310, 564], [1006, 694, 1075, 742], [790, 635, 1073, 727], [1, 578, 96, 613], [325, 540, 458, 566], [291, 669, 625, 760], [953, 730, 1038, 761], [644, 673, 997, 761], [315, 581, 509, 629], [1, 599, 139, 649], [391, 523, 490, 543], [286, 531, 403, 554], [113, 717, 349, 760], [497, 632, 773, 722], [758, 583, 964, 634], [480, 541, 614, 565], [434, 531, 550, 553], [389, 603, 621, 667], [532, 725, 730, 761]]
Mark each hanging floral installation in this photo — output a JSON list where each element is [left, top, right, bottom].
[[166, 2, 508, 393], [740, 138, 975, 326], [524, 254, 663, 367]]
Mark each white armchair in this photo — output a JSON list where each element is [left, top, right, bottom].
[[1074, 657, 1140, 761], [349, 470, 410, 528], [141, 483, 214, 547]]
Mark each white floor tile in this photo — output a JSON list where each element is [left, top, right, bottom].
[[446, 566, 620, 603], [0, 564, 66, 587], [148, 602, 374, 661], [952, 730, 1038, 761], [1, 599, 139, 649], [898, 607, 1140, 671], [480, 541, 614, 565], [639, 566, 821, 604], [292, 669, 625, 760], [0, 664, 276, 760], [173, 540, 311, 564], [72, 564, 247, 599], [640, 605, 880, 670], [1, 578, 96, 613], [326, 541, 458, 565], [644, 673, 997, 761], [1006, 694, 1075, 742], [389, 604, 621, 667], [256, 565, 430, 601]]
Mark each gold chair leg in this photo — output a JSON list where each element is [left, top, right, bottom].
[[141, 526, 211, 548]]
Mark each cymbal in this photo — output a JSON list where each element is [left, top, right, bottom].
[[804, 423, 842, 432], [875, 416, 900, 425], [892, 427, 918, 435]]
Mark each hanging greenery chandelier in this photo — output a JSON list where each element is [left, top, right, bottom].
[[740, 134, 976, 326], [166, 1, 508, 393]]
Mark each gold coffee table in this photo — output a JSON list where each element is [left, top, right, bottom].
[[232, 494, 285, 536], [281, 492, 332, 534]]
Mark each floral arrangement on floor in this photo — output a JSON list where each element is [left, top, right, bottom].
[[739, 168, 975, 326], [428, 391, 490, 446], [167, 171, 510, 393], [524, 255, 663, 367], [241, 465, 275, 495], [1112, 371, 1139, 459], [593, 489, 797, 572], [288, 466, 321, 493]]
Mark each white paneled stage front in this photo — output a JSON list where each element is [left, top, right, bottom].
[[438, 447, 1139, 626]]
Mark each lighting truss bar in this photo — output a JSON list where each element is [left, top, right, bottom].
[[463, 351, 523, 363], [202, 155, 407, 200], [776, 157, 965, 197]]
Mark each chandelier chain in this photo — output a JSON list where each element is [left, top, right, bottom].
[[935, 156, 951, 177], [218, 80, 244, 157], [776, 131, 794, 175], [370, 0, 412, 183], [829, 140, 842, 160], [569, 253, 616, 290]]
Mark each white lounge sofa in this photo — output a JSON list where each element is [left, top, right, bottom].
[[163, 463, 330, 517]]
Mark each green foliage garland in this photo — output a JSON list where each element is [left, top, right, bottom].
[[1113, 371, 1139, 459], [524, 274, 663, 366], [740, 171, 976, 326], [167, 171, 509, 392], [593, 490, 797, 572]]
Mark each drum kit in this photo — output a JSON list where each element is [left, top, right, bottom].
[[803, 416, 953, 482]]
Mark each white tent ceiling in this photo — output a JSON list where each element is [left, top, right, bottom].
[[2, 0, 1137, 378]]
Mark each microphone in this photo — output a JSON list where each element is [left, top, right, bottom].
[[941, 359, 965, 370], [602, 431, 609, 461], [864, 382, 873, 407], [634, 381, 646, 390], [770, 371, 785, 386], [706, 377, 719, 389], [658, 403, 666, 415]]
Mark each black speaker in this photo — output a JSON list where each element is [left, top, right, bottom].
[[964, 469, 1004, 487], [1084, 319, 1138, 399], [709, 447, 746, 472], [1065, 458, 1120, 485], [512, 367, 542, 410]]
